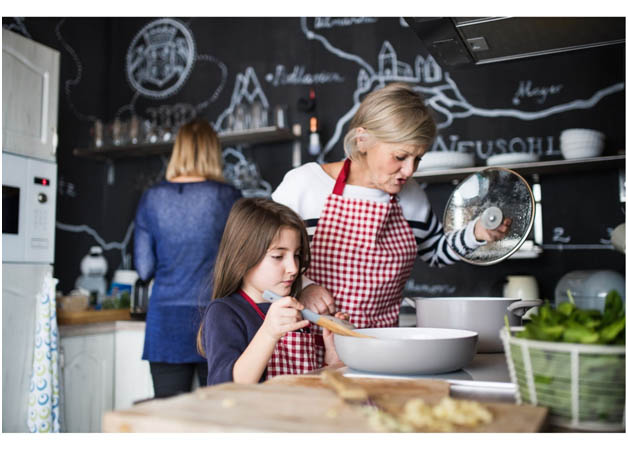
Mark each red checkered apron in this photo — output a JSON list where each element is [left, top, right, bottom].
[[239, 290, 325, 379], [308, 159, 418, 332]]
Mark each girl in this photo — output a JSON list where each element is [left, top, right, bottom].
[[197, 197, 348, 385]]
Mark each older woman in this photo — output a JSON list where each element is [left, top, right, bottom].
[[272, 83, 510, 332], [134, 119, 242, 398]]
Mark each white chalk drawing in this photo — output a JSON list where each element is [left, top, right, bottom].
[[3, 18, 32, 38], [265, 65, 344, 86], [404, 279, 457, 295], [194, 54, 228, 110], [56, 17, 228, 131], [552, 227, 572, 243], [126, 18, 195, 100], [599, 227, 614, 245], [432, 134, 560, 159], [54, 18, 99, 122], [58, 177, 78, 198], [543, 243, 614, 250], [214, 67, 269, 131], [313, 17, 378, 29], [512, 81, 563, 105], [56, 221, 134, 270], [212, 67, 273, 196], [299, 18, 624, 163], [544, 226, 615, 250], [222, 147, 272, 198]]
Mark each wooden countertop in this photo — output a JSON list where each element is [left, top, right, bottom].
[[102, 373, 548, 432]]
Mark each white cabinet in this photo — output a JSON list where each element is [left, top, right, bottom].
[[114, 325, 154, 409], [60, 331, 115, 432], [2, 29, 60, 161], [59, 322, 153, 432]]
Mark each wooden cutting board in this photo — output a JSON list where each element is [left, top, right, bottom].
[[103, 374, 547, 432]]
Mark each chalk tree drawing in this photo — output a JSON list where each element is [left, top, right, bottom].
[[299, 18, 625, 163]]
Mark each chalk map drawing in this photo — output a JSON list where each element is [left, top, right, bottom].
[[29, 16, 623, 269], [4, 18, 31, 38], [298, 17, 625, 163], [53, 18, 271, 267]]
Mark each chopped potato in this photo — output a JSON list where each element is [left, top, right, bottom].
[[362, 396, 493, 432]]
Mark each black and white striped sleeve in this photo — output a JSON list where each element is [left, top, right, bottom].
[[410, 208, 483, 268]]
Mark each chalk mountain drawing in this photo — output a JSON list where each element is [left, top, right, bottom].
[[299, 18, 624, 163], [214, 67, 270, 132]]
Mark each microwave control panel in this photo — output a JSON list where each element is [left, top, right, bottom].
[[2, 152, 57, 263]]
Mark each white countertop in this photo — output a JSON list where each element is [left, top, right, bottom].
[[341, 352, 516, 403], [59, 319, 146, 337]]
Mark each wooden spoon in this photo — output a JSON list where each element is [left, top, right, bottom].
[[262, 290, 372, 338]]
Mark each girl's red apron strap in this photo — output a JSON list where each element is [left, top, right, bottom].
[[332, 159, 352, 195], [238, 289, 266, 320]]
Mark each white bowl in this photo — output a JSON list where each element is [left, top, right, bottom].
[[416, 151, 475, 172], [486, 153, 540, 166], [560, 143, 604, 159], [334, 327, 478, 375], [560, 128, 605, 141], [560, 128, 605, 159]]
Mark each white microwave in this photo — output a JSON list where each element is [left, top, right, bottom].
[[2, 152, 57, 263]]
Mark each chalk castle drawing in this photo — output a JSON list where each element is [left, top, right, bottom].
[[126, 18, 196, 100]]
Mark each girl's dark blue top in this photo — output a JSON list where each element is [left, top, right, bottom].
[[134, 180, 241, 363], [201, 292, 271, 385]]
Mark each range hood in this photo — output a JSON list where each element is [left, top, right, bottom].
[[404, 17, 625, 68]]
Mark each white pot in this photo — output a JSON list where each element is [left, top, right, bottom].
[[407, 297, 542, 353]]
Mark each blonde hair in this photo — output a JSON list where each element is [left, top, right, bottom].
[[166, 119, 224, 181], [343, 82, 437, 160], [196, 198, 311, 356]]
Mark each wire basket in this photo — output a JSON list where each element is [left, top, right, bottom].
[[500, 326, 625, 431]]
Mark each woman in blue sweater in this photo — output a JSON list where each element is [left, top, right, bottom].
[[134, 119, 241, 398]]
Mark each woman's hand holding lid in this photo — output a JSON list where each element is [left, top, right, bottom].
[[474, 217, 513, 242]]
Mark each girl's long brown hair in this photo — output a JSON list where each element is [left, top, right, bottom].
[[196, 198, 311, 356]]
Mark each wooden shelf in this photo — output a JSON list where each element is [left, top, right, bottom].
[[413, 154, 625, 183], [73, 126, 298, 161]]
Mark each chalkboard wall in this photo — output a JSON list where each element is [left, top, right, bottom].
[[3, 17, 625, 302]]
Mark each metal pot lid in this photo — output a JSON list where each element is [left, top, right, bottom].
[[443, 167, 535, 265]]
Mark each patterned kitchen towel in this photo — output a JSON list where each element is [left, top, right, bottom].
[[27, 273, 60, 433]]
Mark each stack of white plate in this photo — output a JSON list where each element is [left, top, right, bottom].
[[417, 151, 475, 172], [486, 153, 540, 165], [560, 128, 605, 159]]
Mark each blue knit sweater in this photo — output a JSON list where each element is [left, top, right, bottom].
[[134, 180, 242, 363]]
